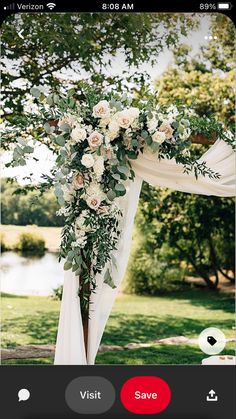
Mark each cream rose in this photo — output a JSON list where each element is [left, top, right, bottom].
[[115, 111, 132, 129], [152, 131, 166, 144], [88, 131, 103, 148], [72, 173, 84, 189], [71, 126, 87, 142], [86, 195, 101, 210], [115, 107, 139, 129], [159, 122, 174, 140], [86, 182, 104, 197], [108, 120, 120, 140], [127, 107, 140, 119], [81, 153, 95, 168], [93, 100, 110, 118]]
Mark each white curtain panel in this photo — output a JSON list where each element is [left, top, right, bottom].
[[54, 139, 235, 365]]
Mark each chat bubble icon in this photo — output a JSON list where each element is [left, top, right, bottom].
[[18, 388, 30, 402]]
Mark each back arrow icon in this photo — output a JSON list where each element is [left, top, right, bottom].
[[19, 30, 24, 39]]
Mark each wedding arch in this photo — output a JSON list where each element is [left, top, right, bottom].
[[4, 87, 235, 365]]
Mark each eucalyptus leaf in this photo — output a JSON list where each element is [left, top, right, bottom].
[[64, 261, 72, 271], [58, 196, 65, 206], [127, 150, 137, 160], [146, 136, 153, 146], [67, 250, 75, 260], [46, 95, 53, 106], [107, 190, 116, 201], [72, 263, 79, 272], [19, 158, 26, 166], [55, 136, 66, 146], [62, 167, 70, 175], [141, 130, 148, 138], [104, 269, 117, 289], [30, 87, 41, 98], [23, 146, 34, 153], [117, 165, 129, 175], [44, 123, 51, 134], [59, 123, 71, 133], [112, 173, 121, 181], [115, 183, 126, 192], [131, 139, 139, 147], [18, 138, 26, 146]]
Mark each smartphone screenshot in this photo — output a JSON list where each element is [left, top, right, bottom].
[[0, 1, 235, 418]]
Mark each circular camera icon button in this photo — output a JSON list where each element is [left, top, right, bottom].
[[198, 328, 226, 355]]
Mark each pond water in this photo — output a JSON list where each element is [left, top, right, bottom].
[[0, 251, 64, 296]]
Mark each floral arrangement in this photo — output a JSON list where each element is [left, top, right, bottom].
[[2, 87, 234, 315]]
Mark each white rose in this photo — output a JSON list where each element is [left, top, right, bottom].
[[71, 126, 87, 142], [81, 153, 95, 168], [159, 122, 174, 140], [93, 156, 105, 178], [108, 120, 120, 140], [147, 117, 158, 133], [86, 195, 101, 210], [115, 111, 132, 129], [88, 131, 103, 148], [127, 107, 139, 119], [93, 100, 110, 118], [152, 131, 166, 144], [86, 183, 104, 200]]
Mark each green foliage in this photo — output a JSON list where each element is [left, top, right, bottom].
[[1, 13, 198, 121], [52, 285, 63, 301], [1, 292, 234, 364], [138, 184, 235, 290], [1, 178, 64, 227], [125, 210, 186, 295], [126, 14, 235, 295], [16, 232, 46, 253], [155, 15, 235, 129]]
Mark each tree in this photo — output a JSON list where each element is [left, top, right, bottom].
[[129, 14, 235, 292], [1, 13, 198, 121], [155, 15, 235, 129], [140, 185, 234, 289], [1, 178, 64, 226]]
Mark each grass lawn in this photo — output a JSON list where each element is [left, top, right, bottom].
[[1, 289, 235, 365], [1, 225, 62, 252]]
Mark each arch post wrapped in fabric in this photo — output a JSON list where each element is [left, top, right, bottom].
[[54, 138, 235, 365]]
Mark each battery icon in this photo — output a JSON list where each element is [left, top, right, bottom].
[[217, 2, 232, 9]]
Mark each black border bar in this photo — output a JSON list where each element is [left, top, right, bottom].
[[0, 0, 235, 24]]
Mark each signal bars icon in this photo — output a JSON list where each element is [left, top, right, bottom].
[[4, 3, 15, 10]]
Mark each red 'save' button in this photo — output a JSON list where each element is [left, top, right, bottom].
[[120, 376, 171, 414]]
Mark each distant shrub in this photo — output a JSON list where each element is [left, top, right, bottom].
[[0, 233, 8, 252], [52, 285, 63, 300], [124, 211, 186, 295], [16, 232, 45, 253]]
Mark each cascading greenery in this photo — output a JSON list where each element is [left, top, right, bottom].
[[2, 85, 234, 315]]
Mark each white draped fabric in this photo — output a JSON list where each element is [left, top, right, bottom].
[[54, 139, 235, 365]]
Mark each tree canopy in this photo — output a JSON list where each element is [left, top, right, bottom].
[[2, 13, 198, 119], [155, 15, 235, 129]]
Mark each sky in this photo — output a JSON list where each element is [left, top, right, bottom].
[[2, 15, 213, 184]]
